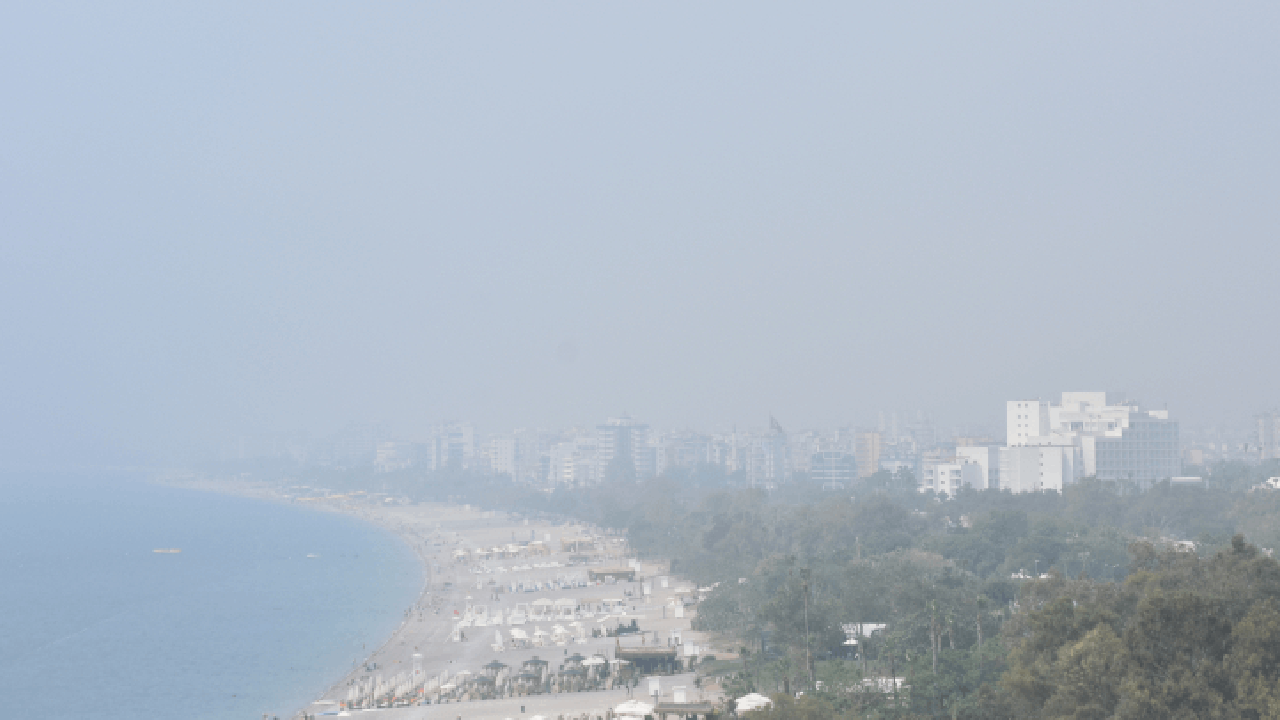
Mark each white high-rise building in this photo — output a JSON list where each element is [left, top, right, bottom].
[[548, 433, 598, 485], [1006, 400, 1051, 446], [487, 435, 518, 478], [426, 422, 475, 471], [1256, 413, 1280, 461], [1002, 392, 1178, 488], [746, 430, 788, 486], [596, 416, 652, 481]]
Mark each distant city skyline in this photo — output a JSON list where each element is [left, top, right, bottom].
[[209, 390, 1271, 495]]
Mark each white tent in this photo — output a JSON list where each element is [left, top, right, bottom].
[[736, 692, 773, 712], [509, 628, 529, 648], [614, 699, 654, 720], [554, 597, 579, 618]]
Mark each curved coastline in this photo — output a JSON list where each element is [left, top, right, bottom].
[[157, 478, 431, 718], [162, 478, 725, 720], [300, 499, 434, 715]]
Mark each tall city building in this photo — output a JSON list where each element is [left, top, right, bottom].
[[1085, 412, 1179, 482], [549, 433, 598, 485], [427, 422, 475, 470], [486, 435, 518, 478], [810, 450, 855, 485], [596, 416, 652, 481], [855, 430, 882, 479], [1258, 412, 1280, 460], [746, 428, 788, 487], [1006, 400, 1051, 446], [1004, 392, 1178, 487]]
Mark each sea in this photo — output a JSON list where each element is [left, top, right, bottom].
[[0, 473, 423, 720]]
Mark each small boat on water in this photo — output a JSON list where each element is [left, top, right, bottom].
[[153, 548, 181, 554]]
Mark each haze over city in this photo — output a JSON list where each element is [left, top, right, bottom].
[[11, 4, 1280, 720], [5, 4, 1280, 467]]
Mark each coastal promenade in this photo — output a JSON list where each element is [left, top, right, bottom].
[[183, 481, 725, 719]]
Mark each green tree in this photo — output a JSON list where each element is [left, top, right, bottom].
[[1227, 599, 1280, 718]]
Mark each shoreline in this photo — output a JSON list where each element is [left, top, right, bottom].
[[161, 478, 437, 716], [163, 478, 729, 719]]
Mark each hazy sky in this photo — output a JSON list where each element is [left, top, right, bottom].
[[4, 3, 1279, 464]]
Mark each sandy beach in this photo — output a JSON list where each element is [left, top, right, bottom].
[[177, 481, 726, 720]]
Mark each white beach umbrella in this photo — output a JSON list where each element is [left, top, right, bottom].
[[614, 699, 654, 715], [736, 692, 773, 712]]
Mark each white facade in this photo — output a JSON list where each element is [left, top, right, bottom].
[[1084, 411, 1180, 482], [374, 441, 414, 473], [955, 445, 1000, 489], [999, 445, 1077, 493], [746, 431, 788, 486], [596, 416, 652, 481], [922, 462, 984, 495], [812, 450, 855, 484], [487, 435, 518, 477], [1006, 400, 1050, 446], [548, 434, 598, 485], [1004, 392, 1178, 486], [426, 422, 475, 470]]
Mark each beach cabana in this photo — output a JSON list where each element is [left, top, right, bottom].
[[510, 603, 529, 625], [614, 698, 654, 720], [509, 628, 529, 648], [555, 597, 579, 618], [531, 598, 555, 618], [582, 654, 608, 680]]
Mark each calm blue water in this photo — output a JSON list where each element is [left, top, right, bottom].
[[0, 474, 422, 719]]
